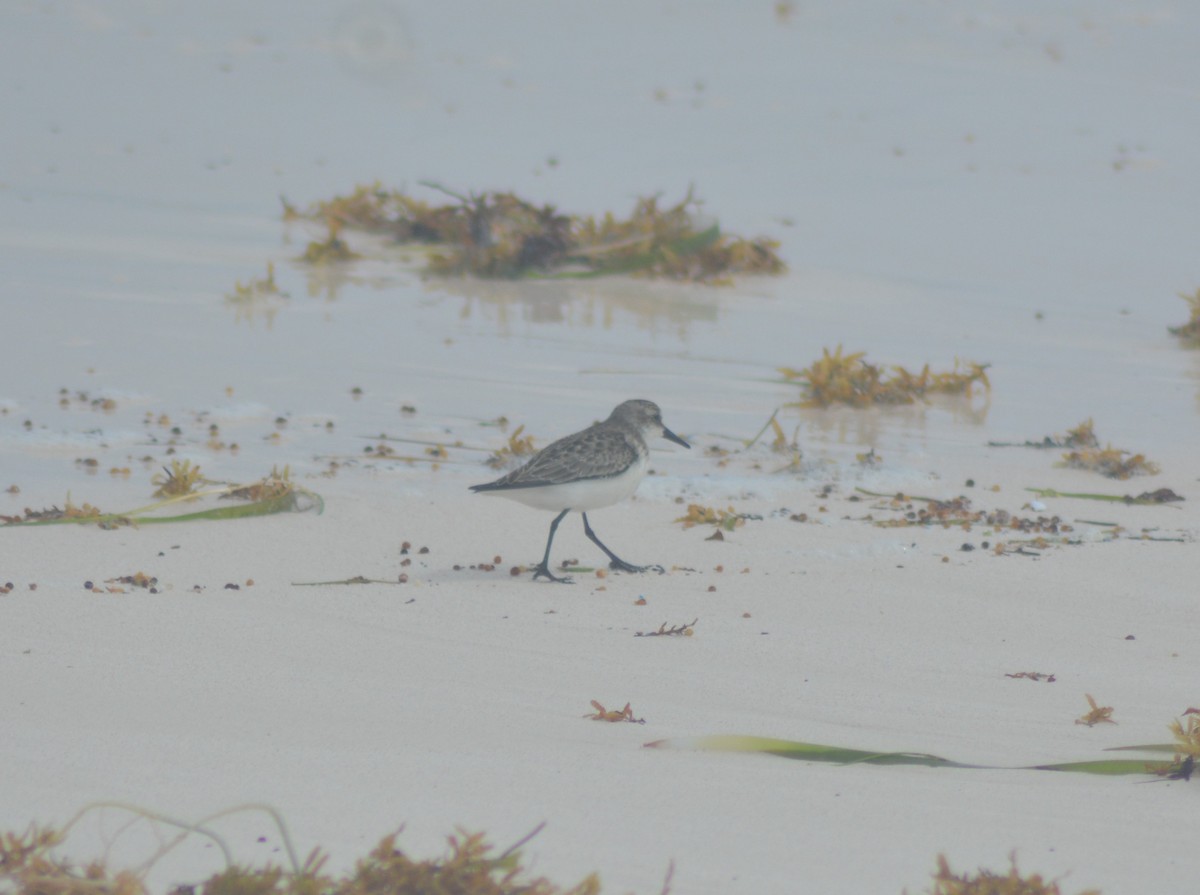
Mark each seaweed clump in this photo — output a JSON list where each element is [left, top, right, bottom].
[[1155, 707, 1200, 780], [485, 424, 538, 470], [1075, 693, 1115, 727], [914, 853, 1100, 895], [781, 346, 990, 408], [152, 459, 207, 498], [224, 262, 291, 325], [674, 504, 748, 532], [989, 419, 1160, 479], [1060, 442, 1159, 479], [284, 182, 784, 284], [1, 497, 108, 527], [300, 222, 360, 264], [1167, 287, 1200, 343], [1168, 707, 1200, 757], [0, 823, 613, 895]]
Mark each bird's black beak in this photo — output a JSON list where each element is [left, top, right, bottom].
[[662, 426, 690, 449]]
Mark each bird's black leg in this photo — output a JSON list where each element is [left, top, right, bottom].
[[533, 509, 573, 583], [581, 512, 663, 574]]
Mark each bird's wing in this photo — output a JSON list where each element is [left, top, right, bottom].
[[476, 425, 638, 490]]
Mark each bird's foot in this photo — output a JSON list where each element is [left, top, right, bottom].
[[532, 563, 573, 584]]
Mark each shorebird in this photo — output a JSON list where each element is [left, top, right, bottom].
[[470, 399, 690, 582]]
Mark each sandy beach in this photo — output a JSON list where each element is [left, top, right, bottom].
[[3, 3, 1200, 893]]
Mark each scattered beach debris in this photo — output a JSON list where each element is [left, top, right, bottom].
[[284, 182, 785, 283], [1026, 487, 1182, 505], [1155, 755, 1195, 781], [855, 448, 882, 468], [452, 558, 505, 573], [221, 465, 296, 502], [854, 489, 1072, 538], [292, 575, 411, 587], [674, 504, 756, 531], [2, 468, 321, 529], [988, 418, 1099, 450], [102, 572, 159, 594], [989, 419, 1160, 479], [1076, 694, 1115, 727], [636, 619, 698, 637], [1132, 488, 1184, 503], [740, 407, 803, 472], [780, 346, 990, 408], [1005, 672, 1056, 683], [8, 498, 106, 525], [853, 487, 1188, 553], [585, 700, 645, 724], [358, 434, 475, 467], [56, 388, 118, 413]]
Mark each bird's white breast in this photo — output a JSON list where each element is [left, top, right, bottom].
[[481, 452, 648, 512]]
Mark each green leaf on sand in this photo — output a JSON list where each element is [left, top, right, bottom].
[[645, 734, 1180, 778]]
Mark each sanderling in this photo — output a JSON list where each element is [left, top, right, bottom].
[[470, 399, 690, 582]]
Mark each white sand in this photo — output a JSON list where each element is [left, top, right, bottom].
[[4, 453, 1198, 893], [3, 3, 1200, 894]]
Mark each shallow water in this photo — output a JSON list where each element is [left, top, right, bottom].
[[5, 2, 1199, 507], [4, 184, 1196, 503], [4, 0, 1198, 639]]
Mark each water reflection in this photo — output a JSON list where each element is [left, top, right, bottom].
[[795, 392, 992, 450], [425, 276, 719, 340]]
